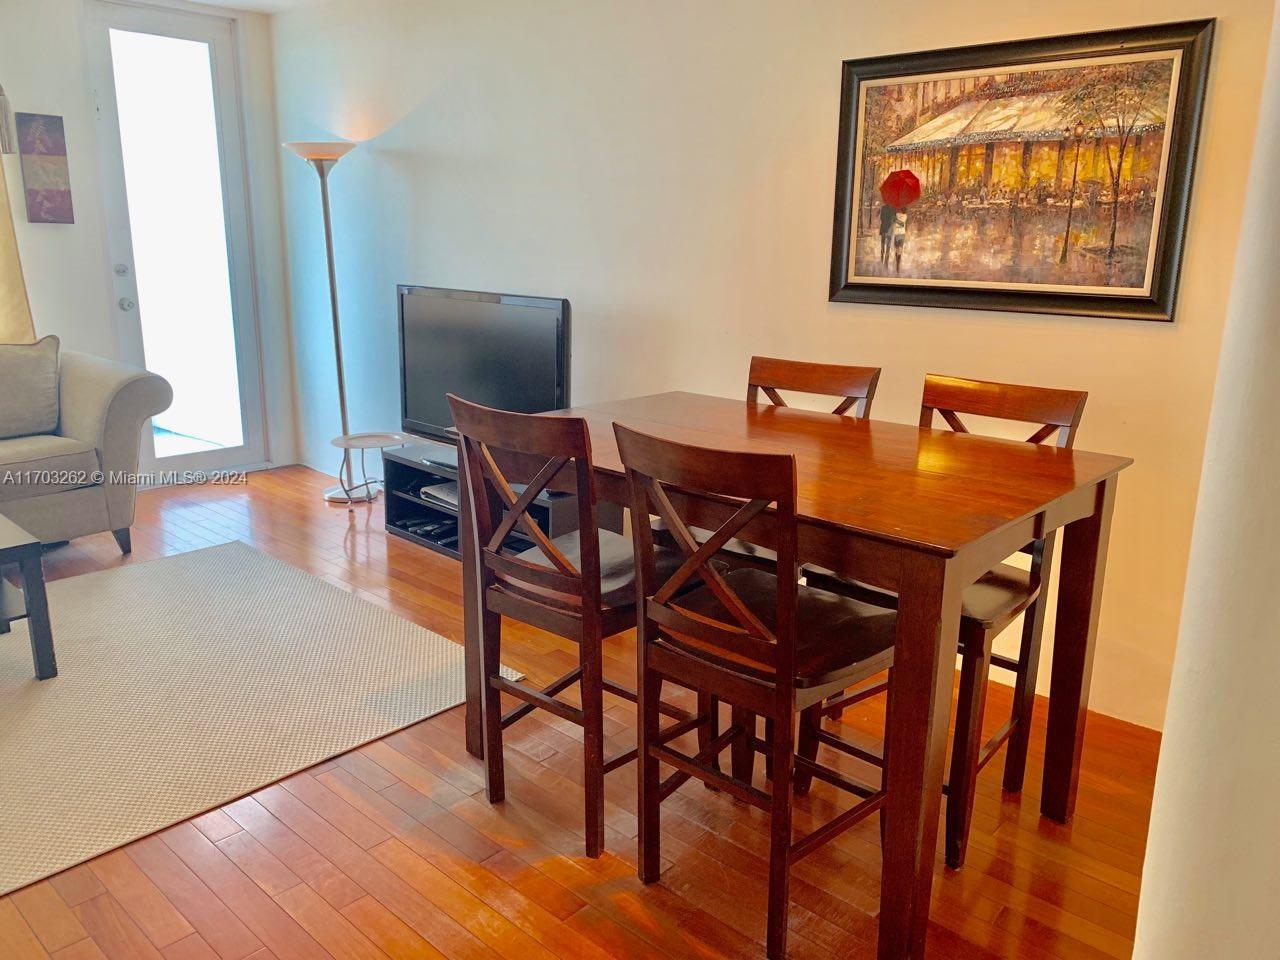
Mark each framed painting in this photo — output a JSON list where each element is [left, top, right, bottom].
[[15, 113, 75, 225], [829, 20, 1214, 321]]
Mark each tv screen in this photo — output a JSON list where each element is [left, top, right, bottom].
[[398, 286, 570, 441]]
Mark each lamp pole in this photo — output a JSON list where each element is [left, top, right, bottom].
[[312, 157, 353, 489], [1058, 122, 1087, 265], [284, 140, 376, 504]]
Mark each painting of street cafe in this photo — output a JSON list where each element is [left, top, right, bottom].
[[829, 22, 1214, 321]]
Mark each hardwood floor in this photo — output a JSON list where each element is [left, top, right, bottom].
[[0, 466, 1158, 959]]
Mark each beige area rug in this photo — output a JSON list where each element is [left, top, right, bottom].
[[0, 540, 503, 895]]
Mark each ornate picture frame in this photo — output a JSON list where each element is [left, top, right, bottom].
[[829, 20, 1214, 321]]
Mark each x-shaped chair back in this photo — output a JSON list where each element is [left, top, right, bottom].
[[449, 394, 602, 617], [920, 373, 1088, 586], [614, 422, 799, 681], [920, 374, 1088, 448], [747, 356, 882, 419]]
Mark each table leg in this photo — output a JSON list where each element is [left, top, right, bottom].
[[19, 550, 56, 680], [1042, 476, 1117, 823], [460, 470, 484, 759], [879, 551, 961, 960]]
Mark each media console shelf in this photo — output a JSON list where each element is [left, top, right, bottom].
[[383, 440, 583, 560]]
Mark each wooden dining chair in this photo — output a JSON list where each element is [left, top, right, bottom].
[[449, 395, 708, 858], [803, 374, 1088, 868], [615, 421, 897, 960], [747, 355, 882, 418], [676, 356, 885, 782]]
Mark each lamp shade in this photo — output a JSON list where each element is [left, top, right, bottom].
[[284, 140, 356, 162]]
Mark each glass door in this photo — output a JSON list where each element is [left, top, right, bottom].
[[88, 1, 266, 472]]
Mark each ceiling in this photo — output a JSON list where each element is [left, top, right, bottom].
[[196, 0, 323, 12]]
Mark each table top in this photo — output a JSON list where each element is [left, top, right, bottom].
[[331, 432, 414, 450], [0, 514, 38, 555], [552, 391, 1132, 556]]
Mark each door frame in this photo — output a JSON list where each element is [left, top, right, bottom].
[[86, 0, 269, 474]]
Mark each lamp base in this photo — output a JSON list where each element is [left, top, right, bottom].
[[324, 481, 379, 504]]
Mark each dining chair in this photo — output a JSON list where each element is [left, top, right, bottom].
[[682, 356, 885, 780], [803, 374, 1088, 868], [652, 355, 886, 785], [615, 421, 897, 960], [449, 394, 708, 858], [747, 355, 882, 417]]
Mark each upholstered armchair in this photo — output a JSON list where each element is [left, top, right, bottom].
[[0, 350, 172, 552]]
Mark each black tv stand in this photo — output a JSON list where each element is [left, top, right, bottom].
[[383, 440, 582, 561]]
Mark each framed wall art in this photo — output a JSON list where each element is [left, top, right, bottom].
[[16, 113, 75, 225], [829, 20, 1214, 321]]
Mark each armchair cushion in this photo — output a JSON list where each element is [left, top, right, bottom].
[[0, 434, 99, 502], [0, 335, 59, 439]]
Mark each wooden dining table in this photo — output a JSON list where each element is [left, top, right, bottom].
[[457, 390, 1132, 959]]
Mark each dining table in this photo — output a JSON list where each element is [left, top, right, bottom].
[[456, 390, 1132, 959]]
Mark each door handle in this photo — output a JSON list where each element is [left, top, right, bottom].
[[118, 297, 137, 311]]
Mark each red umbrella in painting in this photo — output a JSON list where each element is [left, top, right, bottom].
[[880, 169, 921, 209]]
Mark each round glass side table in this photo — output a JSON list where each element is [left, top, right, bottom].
[[327, 432, 414, 508]]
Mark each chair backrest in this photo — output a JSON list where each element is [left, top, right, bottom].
[[448, 394, 602, 616], [747, 356, 882, 418], [919, 374, 1088, 448], [614, 421, 799, 680]]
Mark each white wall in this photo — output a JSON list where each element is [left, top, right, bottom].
[[272, 0, 1275, 728], [1134, 0, 1280, 950], [0, 0, 298, 465], [1, 0, 116, 356]]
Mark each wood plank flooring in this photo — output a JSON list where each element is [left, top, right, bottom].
[[0, 466, 1159, 959]]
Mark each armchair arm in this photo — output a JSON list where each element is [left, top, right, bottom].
[[57, 350, 173, 528]]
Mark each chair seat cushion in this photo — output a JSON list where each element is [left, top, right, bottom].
[[515, 529, 682, 610], [0, 434, 100, 503], [804, 562, 1037, 630], [961, 563, 1038, 627], [669, 568, 896, 687]]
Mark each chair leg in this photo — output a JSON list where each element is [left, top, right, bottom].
[[1003, 593, 1048, 794], [480, 607, 506, 805], [637, 667, 663, 883], [880, 668, 893, 848], [794, 705, 820, 795], [766, 705, 795, 960], [730, 706, 755, 783], [697, 692, 721, 781], [828, 695, 846, 722], [112, 528, 132, 555], [581, 626, 606, 858], [946, 623, 993, 869]]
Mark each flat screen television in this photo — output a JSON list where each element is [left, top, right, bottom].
[[398, 285, 570, 442]]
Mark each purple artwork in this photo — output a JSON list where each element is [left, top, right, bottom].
[[16, 113, 74, 224]]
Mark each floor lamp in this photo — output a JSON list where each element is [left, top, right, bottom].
[[284, 140, 382, 505]]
